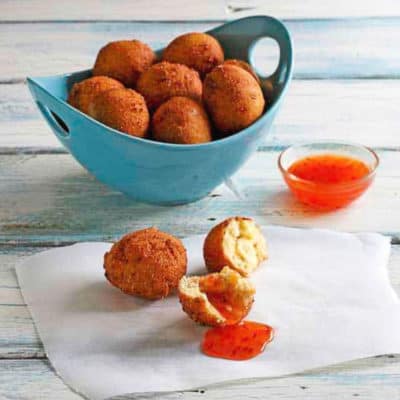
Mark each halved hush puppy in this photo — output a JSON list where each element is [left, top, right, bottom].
[[178, 266, 255, 326], [152, 97, 212, 144], [136, 61, 203, 111], [67, 76, 124, 115], [163, 32, 224, 78], [89, 88, 150, 137], [203, 217, 268, 276], [93, 40, 156, 87], [104, 227, 187, 300]]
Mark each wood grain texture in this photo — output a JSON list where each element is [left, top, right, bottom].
[[2, 80, 400, 149], [228, 0, 400, 20], [2, 0, 400, 21], [1, 3, 400, 399], [1, 18, 400, 82], [0, 358, 400, 400], [0, 150, 399, 243]]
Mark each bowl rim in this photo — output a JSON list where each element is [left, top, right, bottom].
[[27, 15, 293, 151], [277, 141, 380, 189]]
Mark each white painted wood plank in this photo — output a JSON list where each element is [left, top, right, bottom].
[[0, 360, 82, 399], [2, 80, 400, 149], [2, 0, 400, 21], [1, 18, 400, 81], [228, 0, 400, 20], [0, 356, 399, 400], [0, 150, 399, 243], [0, 0, 226, 22]]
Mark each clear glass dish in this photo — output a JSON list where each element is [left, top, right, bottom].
[[278, 142, 379, 210]]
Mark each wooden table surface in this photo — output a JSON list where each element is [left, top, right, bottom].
[[1, 1, 400, 399]]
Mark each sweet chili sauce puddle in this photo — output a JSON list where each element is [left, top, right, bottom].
[[285, 153, 372, 210], [199, 271, 274, 361], [202, 321, 274, 361]]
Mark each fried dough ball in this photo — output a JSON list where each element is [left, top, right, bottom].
[[136, 61, 202, 111], [223, 59, 260, 84], [203, 64, 265, 135], [104, 227, 187, 300], [163, 32, 224, 78], [178, 266, 255, 326], [152, 97, 212, 144], [93, 40, 156, 87], [67, 76, 124, 115], [89, 88, 149, 137], [203, 217, 268, 277]]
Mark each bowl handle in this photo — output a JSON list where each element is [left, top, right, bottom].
[[247, 16, 293, 84], [27, 78, 78, 146]]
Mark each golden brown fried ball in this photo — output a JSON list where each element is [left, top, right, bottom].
[[136, 61, 202, 111], [89, 88, 149, 137], [203, 64, 265, 135], [93, 40, 156, 87], [223, 59, 260, 84], [67, 76, 124, 115], [163, 32, 224, 78], [104, 227, 187, 300], [152, 97, 212, 144], [178, 266, 255, 326], [203, 217, 268, 277]]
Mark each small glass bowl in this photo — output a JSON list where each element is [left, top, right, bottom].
[[278, 142, 379, 210]]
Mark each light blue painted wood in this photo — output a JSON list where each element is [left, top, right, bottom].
[[2, 18, 400, 81], [1, 150, 400, 242], [3, 80, 400, 149]]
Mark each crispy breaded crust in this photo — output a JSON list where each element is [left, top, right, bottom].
[[163, 32, 224, 78], [203, 64, 265, 135], [223, 59, 260, 84], [178, 266, 255, 326], [104, 227, 187, 300], [136, 61, 202, 111], [152, 96, 212, 144], [67, 76, 124, 115], [93, 40, 156, 87], [203, 217, 268, 276], [89, 88, 150, 137]]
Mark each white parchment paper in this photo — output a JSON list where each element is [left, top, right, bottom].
[[16, 226, 400, 400]]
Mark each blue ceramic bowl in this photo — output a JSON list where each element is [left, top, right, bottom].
[[27, 16, 293, 205]]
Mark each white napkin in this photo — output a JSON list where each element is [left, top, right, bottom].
[[16, 226, 400, 400]]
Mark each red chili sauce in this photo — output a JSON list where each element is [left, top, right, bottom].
[[285, 154, 372, 209], [202, 321, 274, 361]]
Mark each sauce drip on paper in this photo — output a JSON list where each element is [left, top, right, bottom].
[[202, 321, 274, 361]]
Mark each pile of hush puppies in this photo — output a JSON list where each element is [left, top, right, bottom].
[[104, 217, 268, 327], [67, 33, 266, 145]]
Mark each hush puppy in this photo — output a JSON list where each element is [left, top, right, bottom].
[[89, 88, 149, 137], [93, 40, 156, 87], [203, 217, 268, 277], [163, 32, 224, 78], [152, 97, 212, 144], [178, 266, 255, 326], [203, 64, 265, 135], [223, 59, 260, 84], [104, 227, 187, 300], [136, 61, 202, 111], [67, 76, 124, 115]]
